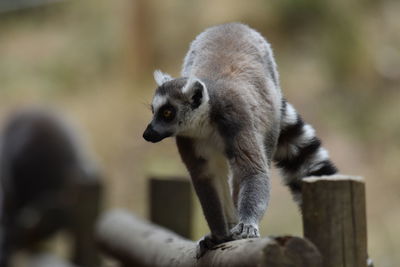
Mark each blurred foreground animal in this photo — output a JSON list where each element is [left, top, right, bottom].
[[143, 23, 337, 256], [0, 109, 102, 267]]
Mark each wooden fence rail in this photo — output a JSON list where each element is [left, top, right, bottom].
[[96, 175, 369, 267], [96, 210, 321, 267]]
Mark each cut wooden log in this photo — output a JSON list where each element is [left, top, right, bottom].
[[302, 175, 368, 267], [96, 210, 322, 267]]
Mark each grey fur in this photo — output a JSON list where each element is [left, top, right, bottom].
[[182, 23, 281, 240], [143, 23, 337, 249], [274, 102, 337, 204], [176, 137, 229, 238]]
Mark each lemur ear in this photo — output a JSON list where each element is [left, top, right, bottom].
[[182, 78, 209, 109], [153, 70, 173, 86]]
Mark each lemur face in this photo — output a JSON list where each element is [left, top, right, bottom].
[[143, 71, 208, 143]]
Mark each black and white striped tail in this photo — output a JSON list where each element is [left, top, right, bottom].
[[274, 100, 338, 204]]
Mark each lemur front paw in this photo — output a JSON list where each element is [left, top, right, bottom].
[[196, 234, 231, 258], [230, 222, 260, 239]]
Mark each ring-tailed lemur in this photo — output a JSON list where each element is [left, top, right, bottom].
[[143, 23, 337, 256]]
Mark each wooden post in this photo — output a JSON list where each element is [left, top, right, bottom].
[[96, 209, 322, 267], [302, 175, 367, 267], [149, 177, 193, 238], [69, 179, 102, 267]]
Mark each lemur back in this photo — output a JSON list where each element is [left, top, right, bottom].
[[143, 23, 337, 256], [182, 23, 282, 159]]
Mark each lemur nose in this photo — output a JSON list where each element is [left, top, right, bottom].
[[143, 124, 162, 143], [143, 124, 154, 140]]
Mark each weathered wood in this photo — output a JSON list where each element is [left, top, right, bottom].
[[27, 253, 77, 267], [302, 175, 367, 267], [149, 178, 193, 238], [69, 179, 102, 267], [96, 209, 322, 267]]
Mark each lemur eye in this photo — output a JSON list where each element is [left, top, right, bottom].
[[157, 103, 175, 122], [163, 109, 172, 118]]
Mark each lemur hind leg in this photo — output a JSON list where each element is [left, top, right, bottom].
[[227, 130, 270, 239]]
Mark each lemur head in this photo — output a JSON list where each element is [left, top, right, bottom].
[[143, 70, 210, 143]]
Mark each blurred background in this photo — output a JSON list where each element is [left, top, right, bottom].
[[0, 0, 399, 266]]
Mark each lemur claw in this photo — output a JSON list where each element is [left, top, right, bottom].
[[196, 234, 232, 258], [196, 235, 214, 259], [230, 222, 260, 239]]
